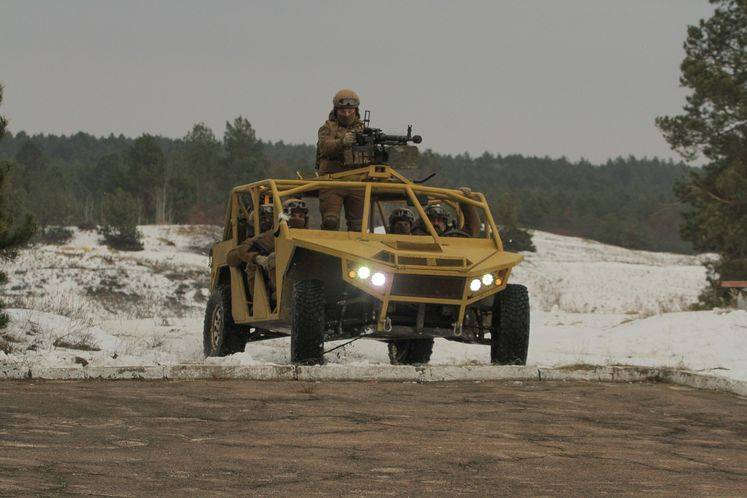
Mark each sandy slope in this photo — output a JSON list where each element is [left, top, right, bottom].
[[3, 226, 744, 381]]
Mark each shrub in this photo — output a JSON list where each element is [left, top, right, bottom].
[[500, 226, 536, 252], [77, 220, 97, 231], [36, 225, 74, 245], [99, 189, 143, 251], [99, 224, 144, 251]]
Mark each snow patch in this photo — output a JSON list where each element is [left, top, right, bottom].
[[2, 225, 744, 383]]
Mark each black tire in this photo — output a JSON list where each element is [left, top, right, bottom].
[[490, 284, 530, 365], [388, 339, 434, 365], [203, 285, 248, 357], [291, 279, 326, 365]]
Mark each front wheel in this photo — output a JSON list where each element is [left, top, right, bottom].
[[388, 339, 434, 365], [490, 284, 530, 365], [291, 279, 326, 365], [203, 286, 248, 357]]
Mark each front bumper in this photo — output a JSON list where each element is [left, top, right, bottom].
[[340, 257, 512, 332]]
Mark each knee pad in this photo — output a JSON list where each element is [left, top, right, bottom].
[[322, 217, 339, 230]]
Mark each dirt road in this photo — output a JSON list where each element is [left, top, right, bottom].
[[0, 379, 745, 495]]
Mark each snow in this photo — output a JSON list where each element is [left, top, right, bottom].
[[2, 226, 745, 382]]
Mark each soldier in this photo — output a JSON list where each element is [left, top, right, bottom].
[[388, 207, 416, 235], [227, 198, 309, 301], [413, 188, 481, 237], [413, 204, 450, 235], [245, 204, 273, 239], [316, 88, 366, 232]]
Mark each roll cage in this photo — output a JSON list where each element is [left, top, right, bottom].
[[224, 165, 504, 251]]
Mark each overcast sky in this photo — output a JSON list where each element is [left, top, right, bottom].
[[0, 0, 713, 163]]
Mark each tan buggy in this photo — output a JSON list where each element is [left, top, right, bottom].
[[204, 164, 530, 365]]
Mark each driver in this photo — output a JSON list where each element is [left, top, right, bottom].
[[412, 188, 482, 237], [413, 204, 450, 235]]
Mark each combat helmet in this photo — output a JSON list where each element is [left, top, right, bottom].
[[388, 207, 415, 227], [333, 89, 360, 109], [424, 204, 449, 223], [283, 198, 309, 228], [422, 204, 450, 234], [258, 204, 274, 232]]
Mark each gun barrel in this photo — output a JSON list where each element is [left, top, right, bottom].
[[378, 134, 422, 144]]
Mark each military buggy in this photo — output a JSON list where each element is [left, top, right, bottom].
[[204, 163, 530, 366]]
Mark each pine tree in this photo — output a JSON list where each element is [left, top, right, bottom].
[[0, 83, 35, 330], [126, 135, 167, 223], [99, 188, 143, 251], [656, 0, 747, 307], [494, 194, 536, 252], [223, 116, 269, 187]]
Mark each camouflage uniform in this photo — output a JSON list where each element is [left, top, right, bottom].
[[226, 199, 308, 300], [316, 89, 366, 232], [226, 229, 277, 296]]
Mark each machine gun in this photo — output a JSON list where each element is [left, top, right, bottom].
[[343, 110, 423, 168]]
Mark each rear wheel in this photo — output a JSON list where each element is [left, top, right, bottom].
[[203, 286, 248, 357], [490, 284, 530, 365], [388, 339, 434, 365], [291, 279, 326, 365]]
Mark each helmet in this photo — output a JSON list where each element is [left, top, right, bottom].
[[283, 198, 308, 228], [333, 89, 360, 109], [258, 204, 273, 218], [424, 204, 449, 223], [388, 207, 415, 227], [283, 198, 308, 215]]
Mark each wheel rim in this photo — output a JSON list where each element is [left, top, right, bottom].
[[210, 305, 223, 351]]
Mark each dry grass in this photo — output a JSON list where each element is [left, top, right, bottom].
[[53, 333, 101, 351]]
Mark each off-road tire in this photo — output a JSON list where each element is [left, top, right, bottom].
[[490, 284, 530, 365], [203, 285, 248, 357], [388, 339, 434, 365], [291, 279, 325, 365]]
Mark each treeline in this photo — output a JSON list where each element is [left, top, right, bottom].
[[0, 122, 692, 253]]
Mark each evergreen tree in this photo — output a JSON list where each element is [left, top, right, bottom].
[[181, 123, 222, 219], [494, 193, 536, 252], [0, 83, 35, 330], [223, 116, 268, 187], [127, 135, 166, 223], [99, 188, 143, 251], [15, 140, 48, 174], [656, 0, 747, 307]]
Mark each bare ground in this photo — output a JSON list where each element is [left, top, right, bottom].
[[0, 380, 745, 496]]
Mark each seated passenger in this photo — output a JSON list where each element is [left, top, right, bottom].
[[388, 207, 415, 235], [252, 204, 274, 237], [227, 198, 309, 302]]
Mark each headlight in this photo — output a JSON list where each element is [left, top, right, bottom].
[[469, 278, 482, 292], [481, 273, 494, 286], [357, 266, 371, 279], [371, 272, 386, 287]]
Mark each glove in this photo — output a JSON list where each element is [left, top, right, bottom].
[[342, 132, 356, 147], [458, 186, 473, 196], [254, 254, 269, 269]]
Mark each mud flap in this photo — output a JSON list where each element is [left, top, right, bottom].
[[416, 304, 425, 333]]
